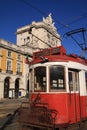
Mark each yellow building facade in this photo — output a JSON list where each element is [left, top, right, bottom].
[[0, 39, 30, 99]]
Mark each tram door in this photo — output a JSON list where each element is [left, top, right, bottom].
[[68, 69, 81, 123]]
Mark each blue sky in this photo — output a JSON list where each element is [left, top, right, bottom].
[[0, 0, 87, 57]]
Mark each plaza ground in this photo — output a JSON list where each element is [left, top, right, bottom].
[[0, 98, 28, 130]]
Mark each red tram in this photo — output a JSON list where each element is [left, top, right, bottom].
[[19, 45, 87, 130]]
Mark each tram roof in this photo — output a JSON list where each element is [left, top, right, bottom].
[[31, 45, 87, 65]]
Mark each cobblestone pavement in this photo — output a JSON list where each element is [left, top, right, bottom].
[[0, 98, 29, 130]]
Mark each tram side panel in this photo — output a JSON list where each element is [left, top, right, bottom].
[[75, 93, 81, 121], [32, 93, 71, 125], [80, 96, 87, 119], [31, 92, 84, 125], [69, 93, 81, 124]]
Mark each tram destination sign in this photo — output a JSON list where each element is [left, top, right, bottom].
[[51, 47, 60, 55], [34, 49, 50, 58], [33, 46, 65, 59]]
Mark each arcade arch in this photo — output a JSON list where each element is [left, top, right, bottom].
[[15, 78, 20, 98], [4, 77, 10, 98]]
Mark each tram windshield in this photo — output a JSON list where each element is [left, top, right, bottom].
[[50, 66, 65, 91], [33, 65, 65, 92]]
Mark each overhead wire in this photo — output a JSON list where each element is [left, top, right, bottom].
[[58, 12, 87, 30], [19, 0, 87, 56], [19, 0, 69, 29], [20, 0, 87, 33], [19, 0, 64, 48], [20, 0, 87, 30]]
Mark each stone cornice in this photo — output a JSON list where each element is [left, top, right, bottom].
[[0, 39, 32, 57], [16, 23, 61, 41]]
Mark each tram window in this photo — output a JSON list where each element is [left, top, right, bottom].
[[68, 70, 79, 91], [50, 66, 65, 91], [34, 67, 46, 92], [85, 72, 87, 93], [68, 72, 73, 91]]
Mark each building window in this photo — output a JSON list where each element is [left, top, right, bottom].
[[0, 57, 1, 69], [50, 66, 65, 91], [7, 60, 11, 71], [17, 54, 21, 60], [17, 63, 21, 72], [0, 48, 1, 69], [8, 50, 11, 57], [24, 37, 30, 44]]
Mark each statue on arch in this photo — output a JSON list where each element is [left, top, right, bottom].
[[43, 13, 57, 31]]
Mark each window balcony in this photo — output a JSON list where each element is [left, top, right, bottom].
[[16, 71, 22, 75], [0, 69, 2, 72], [6, 70, 13, 74]]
